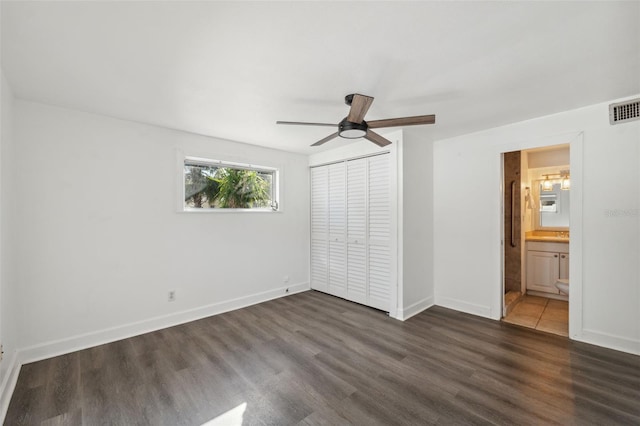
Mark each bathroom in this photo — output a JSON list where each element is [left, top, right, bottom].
[[502, 144, 570, 336]]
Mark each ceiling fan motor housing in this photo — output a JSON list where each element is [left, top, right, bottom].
[[339, 118, 368, 139]]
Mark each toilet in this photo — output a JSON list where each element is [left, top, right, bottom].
[[555, 278, 569, 295]]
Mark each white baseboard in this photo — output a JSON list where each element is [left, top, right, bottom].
[[397, 296, 434, 321], [579, 329, 640, 356], [19, 282, 310, 365], [0, 350, 21, 424], [436, 296, 492, 318]]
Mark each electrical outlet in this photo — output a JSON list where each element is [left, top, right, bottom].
[[0, 344, 3, 362], [283, 275, 289, 283], [168, 291, 176, 302]]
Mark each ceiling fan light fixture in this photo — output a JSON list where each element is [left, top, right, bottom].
[[339, 120, 367, 139]]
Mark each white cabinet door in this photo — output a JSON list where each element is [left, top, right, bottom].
[[310, 167, 328, 292], [346, 159, 367, 304], [559, 253, 570, 280], [328, 162, 347, 298], [367, 154, 391, 311], [526, 250, 560, 294]]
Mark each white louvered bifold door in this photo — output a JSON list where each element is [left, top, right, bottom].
[[367, 154, 391, 311], [328, 162, 347, 298], [346, 158, 367, 305], [310, 166, 329, 292], [310, 153, 392, 312]]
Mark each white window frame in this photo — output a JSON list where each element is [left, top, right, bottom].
[[179, 153, 280, 213]]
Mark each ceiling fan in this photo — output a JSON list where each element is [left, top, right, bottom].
[[277, 93, 435, 147]]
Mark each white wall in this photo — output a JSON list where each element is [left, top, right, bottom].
[[527, 145, 570, 168], [10, 100, 310, 360], [401, 128, 435, 318], [0, 68, 19, 416], [434, 95, 640, 355]]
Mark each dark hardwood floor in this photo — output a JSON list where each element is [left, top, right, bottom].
[[5, 290, 640, 425]]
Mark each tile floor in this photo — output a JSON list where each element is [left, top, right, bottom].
[[502, 295, 568, 336]]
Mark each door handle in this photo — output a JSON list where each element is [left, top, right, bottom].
[[554, 254, 558, 258]]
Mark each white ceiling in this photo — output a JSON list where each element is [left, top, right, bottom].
[[2, 1, 639, 154]]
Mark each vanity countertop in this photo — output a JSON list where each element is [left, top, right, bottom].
[[525, 231, 569, 243]]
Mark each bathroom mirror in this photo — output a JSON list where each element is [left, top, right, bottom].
[[538, 183, 570, 229]]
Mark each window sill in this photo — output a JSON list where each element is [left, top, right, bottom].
[[180, 208, 282, 214]]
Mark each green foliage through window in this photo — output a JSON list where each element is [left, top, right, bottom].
[[184, 160, 276, 210]]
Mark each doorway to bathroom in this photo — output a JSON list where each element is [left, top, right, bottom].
[[501, 144, 570, 337]]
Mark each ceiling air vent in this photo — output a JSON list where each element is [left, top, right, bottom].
[[609, 99, 640, 125]]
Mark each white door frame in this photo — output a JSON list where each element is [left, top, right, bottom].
[[496, 131, 583, 340]]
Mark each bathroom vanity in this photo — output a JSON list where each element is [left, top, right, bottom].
[[525, 239, 569, 296]]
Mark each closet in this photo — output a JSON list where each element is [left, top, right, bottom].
[[310, 153, 391, 312]]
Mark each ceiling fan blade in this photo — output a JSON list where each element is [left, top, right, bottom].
[[277, 121, 337, 127], [347, 94, 374, 124], [367, 114, 436, 129], [311, 132, 340, 147], [364, 130, 392, 147]]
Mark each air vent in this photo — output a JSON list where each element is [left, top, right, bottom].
[[609, 99, 640, 125]]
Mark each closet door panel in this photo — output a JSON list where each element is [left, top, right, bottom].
[[347, 243, 366, 303], [368, 174, 390, 243], [310, 239, 328, 292], [328, 162, 346, 237], [310, 167, 329, 292], [347, 160, 366, 241], [368, 245, 391, 311], [328, 162, 346, 297], [346, 159, 367, 304], [311, 166, 329, 239], [329, 238, 347, 297], [367, 154, 391, 311]]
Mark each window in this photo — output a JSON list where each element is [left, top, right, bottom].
[[183, 157, 279, 211]]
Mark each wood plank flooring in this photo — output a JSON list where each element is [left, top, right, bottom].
[[6, 290, 640, 425]]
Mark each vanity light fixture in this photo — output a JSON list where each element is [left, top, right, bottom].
[[560, 169, 571, 190], [542, 176, 554, 192], [541, 171, 570, 191]]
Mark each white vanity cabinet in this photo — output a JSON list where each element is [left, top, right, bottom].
[[559, 252, 569, 280], [526, 241, 569, 294]]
